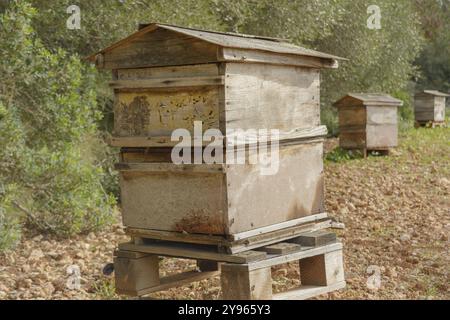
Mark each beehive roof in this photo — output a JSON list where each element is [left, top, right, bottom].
[[88, 23, 346, 64], [416, 90, 450, 97], [333, 93, 403, 107]]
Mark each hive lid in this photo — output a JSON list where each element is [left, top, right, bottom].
[[416, 90, 450, 97], [333, 93, 403, 107], [87, 22, 346, 67]]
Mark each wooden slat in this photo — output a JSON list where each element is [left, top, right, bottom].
[[273, 281, 346, 300], [118, 241, 267, 263], [230, 212, 328, 241], [115, 162, 225, 174], [256, 242, 301, 255], [219, 47, 338, 69], [110, 76, 224, 89], [228, 219, 332, 254], [289, 230, 336, 247], [117, 270, 220, 296], [222, 242, 342, 271], [108, 136, 218, 147]]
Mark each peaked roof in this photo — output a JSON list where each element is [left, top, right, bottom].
[[334, 93, 403, 107], [88, 23, 346, 62], [416, 90, 450, 97]]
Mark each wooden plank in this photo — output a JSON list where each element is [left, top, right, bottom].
[[221, 266, 272, 300], [434, 96, 446, 122], [226, 142, 325, 235], [116, 64, 219, 80], [366, 106, 397, 125], [223, 63, 321, 132], [114, 255, 160, 293], [219, 47, 338, 69], [117, 270, 220, 296], [113, 87, 219, 138], [115, 162, 225, 174], [299, 250, 345, 286], [119, 170, 227, 235], [366, 124, 397, 149], [289, 230, 336, 247], [118, 241, 267, 263], [125, 227, 229, 246], [108, 136, 217, 147], [226, 242, 343, 271], [225, 126, 327, 147], [102, 28, 219, 69], [256, 242, 301, 255], [230, 212, 328, 241], [109, 76, 224, 89], [338, 106, 366, 127], [339, 131, 366, 149], [228, 219, 332, 254], [273, 281, 346, 300]]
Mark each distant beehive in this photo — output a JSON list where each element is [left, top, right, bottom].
[[334, 93, 403, 156], [414, 90, 449, 127], [89, 23, 344, 246]]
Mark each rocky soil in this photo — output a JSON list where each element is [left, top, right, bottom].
[[0, 128, 448, 300]]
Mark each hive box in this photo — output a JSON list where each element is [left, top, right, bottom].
[[414, 90, 449, 126], [89, 23, 344, 240], [334, 93, 403, 154]]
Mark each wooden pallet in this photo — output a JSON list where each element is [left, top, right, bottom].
[[113, 231, 345, 300], [125, 214, 332, 254]]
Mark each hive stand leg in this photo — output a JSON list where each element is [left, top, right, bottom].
[[299, 250, 344, 286], [221, 265, 272, 300], [197, 260, 220, 272], [114, 252, 160, 295]]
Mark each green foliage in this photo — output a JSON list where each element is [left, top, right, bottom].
[[392, 89, 415, 131], [414, 0, 450, 93], [321, 106, 339, 137], [29, 0, 224, 56], [325, 147, 363, 163], [0, 1, 115, 244], [214, 0, 424, 131]]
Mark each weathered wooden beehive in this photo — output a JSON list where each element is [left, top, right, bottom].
[[89, 23, 344, 250], [414, 90, 449, 127], [334, 93, 403, 156]]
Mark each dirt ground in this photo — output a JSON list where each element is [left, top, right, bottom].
[[0, 128, 448, 300]]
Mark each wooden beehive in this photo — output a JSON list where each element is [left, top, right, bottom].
[[89, 23, 344, 243], [414, 90, 449, 126], [334, 93, 403, 155]]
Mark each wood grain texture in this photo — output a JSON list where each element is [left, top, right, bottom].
[[103, 28, 219, 69], [226, 142, 325, 234], [114, 255, 160, 293], [113, 87, 220, 138], [119, 170, 227, 235], [221, 266, 272, 300], [223, 63, 320, 132], [220, 47, 338, 68], [366, 124, 397, 149]]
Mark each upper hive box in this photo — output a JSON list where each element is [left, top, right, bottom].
[[334, 93, 403, 154], [89, 23, 343, 147]]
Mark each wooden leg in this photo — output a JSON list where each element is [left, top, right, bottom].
[[197, 260, 219, 272], [114, 252, 160, 294], [299, 250, 344, 286], [221, 265, 272, 300]]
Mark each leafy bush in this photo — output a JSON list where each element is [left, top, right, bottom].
[[321, 106, 339, 137], [0, 2, 115, 245], [392, 90, 415, 132]]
